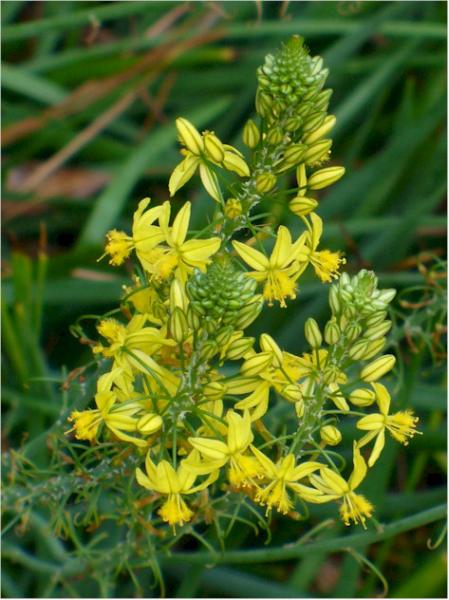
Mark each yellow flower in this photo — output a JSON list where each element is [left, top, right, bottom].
[[300, 213, 345, 282], [309, 444, 374, 528], [251, 447, 323, 514], [143, 201, 220, 281], [68, 369, 162, 447], [232, 226, 307, 307], [104, 198, 164, 266], [188, 410, 261, 486], [135, 451, 218, 527], [356, 383, 420, 466]]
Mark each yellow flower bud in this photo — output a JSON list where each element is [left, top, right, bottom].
[[176, 117, 204, 155], [276, 144, 306, 172], [296, 163, 307, 196], [282, 384, 303, 403], [304, 115, 336, 144], [137, 413, 163, 435], [320, 425, 342, 446], [169, 307, 189, 343], [225, 336, 255, 360], [255, 172, 277, 193], [223, 150, 250, 177], [295, 399, 305, 418], [349, 339, 371, 360], [199, 340, 218, 360], [361, 354, 396, 382], [303, 139, 332, 165], [346, 323, 362, 342], [260, 333, 283, 368], [363, 338, 386, 360], [289, 196, 318, 216], [243, 119, 260, 148], [234, 297, 263, 329], [241, 352, 272, 376], [349, 388, 376, 407], [308, 166, 345, 190], [302, 111, 325, 133], [186, 305, 201, 331], [224, 198, 243, 219], [203, 131, 225, 163], [266, 127, 284, 145], [216, 326, 234, 346], [324, 318, 340, 345], [305, 318, 322, 349], [366, 311, 388, 327], [170, 278, 188, 312], [365, 320, 392, 341]]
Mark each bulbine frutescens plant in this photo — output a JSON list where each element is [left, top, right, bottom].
[[69, 36, 419, 532]]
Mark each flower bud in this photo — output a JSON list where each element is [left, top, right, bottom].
[[365, 311, 387, 327], [224, 198, 243, 219], [186, 305, 201, 330], [349, 339, 371, 360], [170, 278, 188, 312], [255, 90, 272, 117], [255, 172, 277, 193], [199, 340, 218, 360], [235, 297, 263, 329], [137, 413, 163, 434], [320, 425, 341, 446], [305, 318, 322, 349], [362, 338, 386, 360], [365, 320, 392, 341], [204, 381, 226, 400], [302, 111, 325, 133], [303, 139, 332, 165], [324, 318, 340, 345], [349, 388, 376, 407], [223, 150, 250, 177], [284, 116, 303, 132], [260, 333, 283, 368], [266, 127, 284, 145], [276, 144, 306, 172], [296, 164, 307, 196], [304, 115, 336, 144], [169, 307, 189, 343], [176, 117, 204, 155], [377, 289, 396, 304], [225, 336, 255, 360], [329, 286, 341, 315], [308, 166, 345, 190], [216, 326, 234, 346], [282, 383, 303, 403], [289, 196, 318, 216], [241, 352, 272, 376], [361, 354, 396, 382], [243, 119, 261, 148], [346, 322, 362, 342], [203, 131, 225, 163]]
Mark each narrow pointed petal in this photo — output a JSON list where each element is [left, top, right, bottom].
[[270, 226, 292, 268], [232, 240, 269, 271]]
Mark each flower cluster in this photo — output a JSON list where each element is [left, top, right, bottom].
[[69, 37, 419, 531]]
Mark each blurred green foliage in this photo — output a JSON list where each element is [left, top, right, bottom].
[[1, 1, 447, 598]]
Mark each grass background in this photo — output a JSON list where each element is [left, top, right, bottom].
[[1, 1, 447, 597]]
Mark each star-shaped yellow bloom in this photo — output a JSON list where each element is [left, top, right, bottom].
[[251, 447, 323, 514], [188, 410, 262, 486], [136, 451, 218, 527], [309, 444, 374, 528], [142, 201, 220, 282], [104, 198, 164, 266], [232, 226, 307, 307], [356, 382, 420, 466], [68, 368, 162, 447], [299, 213, 345, 282]]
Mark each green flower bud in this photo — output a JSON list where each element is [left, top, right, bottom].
[[296, 164, 307, 195], [365, 311, 388, 327], [308, 166, 345, 190], [216, 326, 234, 346], [224, 198, 243, 219], [266, 127, 284, 145], [255, 172, 277, 193], [361, 354, 396, 382], [235, 297, 264, 329], [305, 318, 322, 348], [243, 119, 261, 148], [320, 425, 341, 445], [284, 116, 303, 132], [362, 337, 386, 360], [204, 381, 226, 400], [276, 144, 306, 172], [349, 339, 371, 360], [324, 318, 340, 345], [365, 320, 392, 341], [186, 305, 201, 330], [302, 111, 326, 133], [329, 285, 341, 315], [346, 322, 362, 342], [200, 340, 219, 361], [289, 196, 318, 216]]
